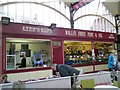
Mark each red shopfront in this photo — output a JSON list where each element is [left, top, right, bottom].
[[0, 22, 116, 82]]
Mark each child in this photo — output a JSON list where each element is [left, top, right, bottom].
[[0, 74, 10, 83]]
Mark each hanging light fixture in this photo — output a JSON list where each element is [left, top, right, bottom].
[[49, 23, 57, 30], [1, 17, 10, 25]]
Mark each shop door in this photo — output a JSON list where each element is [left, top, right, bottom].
[[52, 41, 63, 64]]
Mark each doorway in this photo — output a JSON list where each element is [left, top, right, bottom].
[[52, 41, 63, 64]]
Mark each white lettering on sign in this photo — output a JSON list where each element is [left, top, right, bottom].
[[87, 32, 94, 37], [95, 33, 97, 37], [23, 26, 37, 32], [78, 31, 86, 36], [22, 26, 53, 33], [41, 28, 52, 33], [108, 34, 114, 39], [65, 30, 77, 36], [98, 33, 103, 38]]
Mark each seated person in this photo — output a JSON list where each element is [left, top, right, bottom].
[[0, 74, 10, 84], [33, 54, 43, 67]]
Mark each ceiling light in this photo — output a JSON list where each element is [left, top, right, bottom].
[[1, 17, 10, 25], [49, 23, 57, 30]]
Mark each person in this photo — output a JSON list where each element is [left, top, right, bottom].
[[51, 64, 80, 87], [9, 43, 15, 55], [32, 54, 43, 67], [108, 50, 118, 71], [0, 74, 10, 83], [20, 54, 26, 68]]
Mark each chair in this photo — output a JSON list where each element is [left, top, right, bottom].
[[113, 81, 120, 88], [81, 79, 95, 89]]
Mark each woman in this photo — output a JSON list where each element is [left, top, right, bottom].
[[108, 50, 118, 71]]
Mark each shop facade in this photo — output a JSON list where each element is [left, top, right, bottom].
[[0, 22, 116, 82]]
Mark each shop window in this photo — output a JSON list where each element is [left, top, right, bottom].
[[94, 42, 114, 63], [64, 41, 92, 65], [6, 38, 51, 70]]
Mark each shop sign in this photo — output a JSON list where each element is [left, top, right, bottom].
[[65, 30, 103, 38], [22, 26, 53, 34], [65, 30, 113, 39], [21, 26, 115, 40]]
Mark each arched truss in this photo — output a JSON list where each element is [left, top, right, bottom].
[[0, 1, 70, 21], [0, 1, 116, 29], [118, 21, 120, 27], [74, 14, 115, 28]]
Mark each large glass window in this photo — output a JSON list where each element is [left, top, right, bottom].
[[64, 41, 92, 65], [6, 38, 51, 70], [64, 41, 114, 65], [94, 42, 114, 63]]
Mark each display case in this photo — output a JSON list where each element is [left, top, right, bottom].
[[6, 55, 16, 70]]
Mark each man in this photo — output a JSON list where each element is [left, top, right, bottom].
[[51, 64, 80, 87], [51, 64, 79, 77]]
